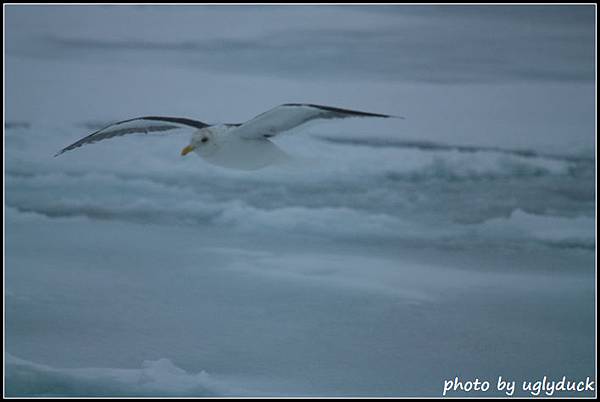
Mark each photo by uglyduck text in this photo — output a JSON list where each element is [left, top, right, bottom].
[[442, 376, 595, 396]]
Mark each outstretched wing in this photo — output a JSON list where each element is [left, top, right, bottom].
[[55, 116, 209, 156], [230, 103, 400, 140]]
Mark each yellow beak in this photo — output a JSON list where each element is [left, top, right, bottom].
[[180, 145, 195, 156]]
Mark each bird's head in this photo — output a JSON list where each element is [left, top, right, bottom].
[[181, 130, 215, 156]]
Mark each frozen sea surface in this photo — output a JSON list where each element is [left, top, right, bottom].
[[4, 5, 596, 397]]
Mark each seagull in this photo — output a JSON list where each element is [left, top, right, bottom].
[[56, 103, 400, 170]]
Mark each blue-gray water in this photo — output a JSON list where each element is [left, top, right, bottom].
[[5, 5, 596, 397]]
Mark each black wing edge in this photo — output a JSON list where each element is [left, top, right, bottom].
[[140, 116, 210, 129], [54, 116, 210, 157], [281, 103, 404, 119]]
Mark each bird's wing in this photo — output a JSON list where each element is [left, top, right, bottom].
[[230, 103, 399, 139], [55, 116, 209, 156]]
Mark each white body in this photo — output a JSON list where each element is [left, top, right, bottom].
[[191, 125, 289, 170]]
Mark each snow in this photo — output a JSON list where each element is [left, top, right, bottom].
[[4, 4, 596, 397]]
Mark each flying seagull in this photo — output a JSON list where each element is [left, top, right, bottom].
[[56, 103, 400, 170]]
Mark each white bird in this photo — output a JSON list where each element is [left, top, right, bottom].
[[56, 103, 400, 170]]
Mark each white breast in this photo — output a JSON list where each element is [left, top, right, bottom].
[[195, 126, 290, 170]]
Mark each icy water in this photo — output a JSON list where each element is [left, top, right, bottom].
[[4, 5, 596, 397]]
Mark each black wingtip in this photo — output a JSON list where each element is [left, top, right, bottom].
[[366, 113, 405, 119], [283, 103, 403, 119]]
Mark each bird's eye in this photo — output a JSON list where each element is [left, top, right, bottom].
[[201, 137, 208, 143]]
